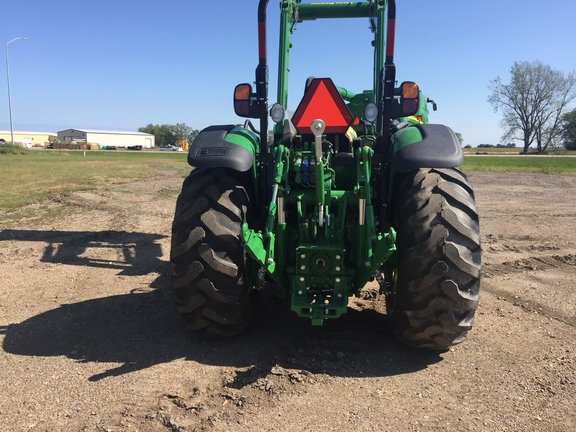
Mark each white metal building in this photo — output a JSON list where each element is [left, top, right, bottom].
[[56, 129, 155, 148]]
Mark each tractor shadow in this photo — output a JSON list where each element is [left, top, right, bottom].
[[0, 228, 166, 278], [1, 228, 443, 384], [224, 288, 445, 388], [2, 290, 443, 384]]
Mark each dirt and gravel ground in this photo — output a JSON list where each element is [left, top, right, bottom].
[[1, 168, 575, 432]]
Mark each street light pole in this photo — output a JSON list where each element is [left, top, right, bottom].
[[5, 37, 27, 146]]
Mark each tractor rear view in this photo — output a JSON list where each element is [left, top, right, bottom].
[[170, 0, 481, 350]]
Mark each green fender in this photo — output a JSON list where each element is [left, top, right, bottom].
[[187, 124, 260, 173], [391, 124, 463, 173]]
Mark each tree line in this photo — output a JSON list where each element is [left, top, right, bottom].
[[138, 123, 199, 148], [488, 60, 576, 154]]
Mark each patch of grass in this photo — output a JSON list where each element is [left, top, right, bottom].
[[0, 144, 27, 155], [3, 148, 575, 212], [0, 201, 79, 227], [0, 149, 189, 210], [156, 187, 182, 200], [462, 147, 576, 156], [461, 155, 576, 175]]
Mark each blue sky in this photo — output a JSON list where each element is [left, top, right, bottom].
[[1, 0, 575, 147]]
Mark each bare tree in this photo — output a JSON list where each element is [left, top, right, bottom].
[[488, 61, 576, 154], [561, 108, 576, 150]]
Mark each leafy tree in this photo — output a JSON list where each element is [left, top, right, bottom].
[[172, 123, 199, 143], [138, 123, 199, 148], [455, 132, 463, 145], [138, 124, 170, 148], [488, 61, 576, 154], [561, 108, 576, 150]]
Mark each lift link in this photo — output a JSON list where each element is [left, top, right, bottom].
[[352, 144, 397, 291], [241, 144, 290, 288], [311, 119, 326, 228]]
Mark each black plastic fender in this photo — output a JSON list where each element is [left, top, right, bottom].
[[392, 124, 463, 173], [187, 124, 258, 172]]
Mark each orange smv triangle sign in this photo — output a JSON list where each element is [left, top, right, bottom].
[[292, 78, 353, 135]]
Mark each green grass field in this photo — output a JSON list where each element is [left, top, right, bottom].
[[460, 155, 576, 175], [0, 149, 190, 210], [1, 148, 575, 211]]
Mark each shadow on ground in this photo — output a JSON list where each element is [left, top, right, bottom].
[[0, 229, 166, 277], [1, 228, 443, 384]]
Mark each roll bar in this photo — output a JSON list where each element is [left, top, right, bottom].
[[257, 0, 270, 153], [255, 0, 398, 152]]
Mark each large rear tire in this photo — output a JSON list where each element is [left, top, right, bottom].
[[170, 168, 258, 336], [388, 168, 481, 349]]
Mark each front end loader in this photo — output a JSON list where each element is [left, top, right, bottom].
[[170, 0, 481, 349]]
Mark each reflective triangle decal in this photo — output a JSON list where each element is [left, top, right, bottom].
[[292, 78, 354, 135]]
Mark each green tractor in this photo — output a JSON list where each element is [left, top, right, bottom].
[[170, 0, 481, 350]]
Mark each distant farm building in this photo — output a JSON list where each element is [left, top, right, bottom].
[[56, 129, 155, 149], [0, 131, 57, 147]]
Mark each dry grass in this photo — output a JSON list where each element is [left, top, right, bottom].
[[0, 149, 188, 210]]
